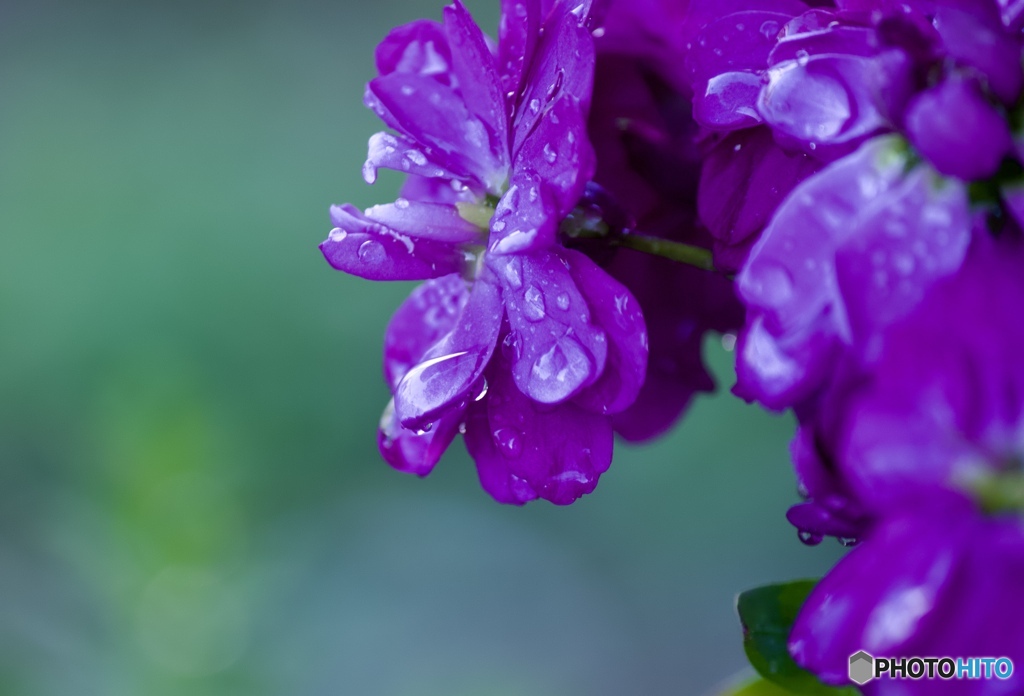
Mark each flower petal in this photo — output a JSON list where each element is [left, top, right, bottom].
[[375, 19, 454, 83], [393, 273, 503, 430], [362, 131, 467, 185], [562, 249, 647, 415], [465, 353, 614, 505], [378, 397, 463, 476], [366, 72, 506, 192], [322, 204, 466, 281], [490, 95, 595, 255], [511, 8, 594, 157], [364, 200, 482, 244], [443, 1, 509, 168], [490, 251, 608, 404], [383, 274, 469, 390], [498, 0, 542, 102]]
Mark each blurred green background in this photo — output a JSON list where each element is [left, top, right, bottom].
[[0, 1, 843, 694]]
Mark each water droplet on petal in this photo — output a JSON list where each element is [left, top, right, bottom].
[[528, 98, 541, 114], [837, 536, 858, 547], [501, 332, 521, 360], [745, 261, 794, 306], [493, 427, 524, 458], [555, 292, 570, 310], [798, 530, 823, 546], [503, 257, 523, 288], [358, 239, 386, 264], [458, 421, 467, 434], [543, 143, 557, 164], [394, 197, 410, 209], [760, 20, 779, 38], [528, 335, 593, 402], [473, 378, 489, 402], [523, 284, 546, 321]]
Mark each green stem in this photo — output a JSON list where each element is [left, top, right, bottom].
[[615, 233, 717, 271]]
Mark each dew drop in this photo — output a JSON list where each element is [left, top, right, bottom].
[[503, 257, 523, 289], [394, 197, 410, 209], [555, 292, 570, 310], [357, 239, 386, 264], [798, 530, 823, 546], [523, 284, 546, 321], [405, 150, 427, 166], [837, 536, 858, 548], [458, 422, 467, 434], [501, 331, 521, 360], [760, 19, 780, 38], [795, 49, 810, 65], [473, 378, 489, 401], [493, 427, 524, 458], [528, 98, 541, 114], [543, 143, 558, 164]]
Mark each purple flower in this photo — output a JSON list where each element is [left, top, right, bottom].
[[735, 135, 972, 409], [324, 0, 650, 504], [787, 237, 1024, 691], [791, 493, 1024, 695]]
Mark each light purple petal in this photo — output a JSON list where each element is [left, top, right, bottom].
[[378, 398, 463, 476], [466, 353, 614, 505], [365, 73, 506, 193], [362, 131, 467, 185], [563, 249, 647, 415], [383, 274, 469, 390], [364, 200, 483, 244], [758, 49, 912, 159], [490, 96, 595, 255], [736, 136, 906, 408], [693, 71, 764, 130], [489, 252, 608, 404], [322, 204, 465, 281], [511, 9, 594, 158], [444, 1, 509, 167], [393, 273, 502, 430], [375, 19, 455, 84], [834, 166, 970, 362], [498, 0, 542, 101]]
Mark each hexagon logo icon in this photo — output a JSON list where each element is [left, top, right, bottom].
[[849, 650, 874, 685]]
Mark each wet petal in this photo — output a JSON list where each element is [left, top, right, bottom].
[[736, 135, 908, 408], [362, 131, 467, 185], [383, 274, 469, 390], [393, 274, 503, 430], [375, 19, 455, 84], [490, 95, 595, 255], [378, 398, 463, 476], [364, 200, 483, 244], [366, 72, 506, 193], [759, 50, 912, 159], [834, 166, 970, 361], [444, 1, 509, 166], [490, 252, 608, 404], [322, 204, 465, 281], [563, 249, 647, 415], [466, 355, 614, 505], [511, 8, 594, 157], [498, 0, 541, 101]]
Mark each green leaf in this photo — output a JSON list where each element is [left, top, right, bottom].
[[737, 580, 860, 696]]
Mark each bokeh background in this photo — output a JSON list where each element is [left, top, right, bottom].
[[0, 2, 844, 694]]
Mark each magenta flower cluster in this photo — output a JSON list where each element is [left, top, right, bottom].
[[322, 0, 1024, 690]]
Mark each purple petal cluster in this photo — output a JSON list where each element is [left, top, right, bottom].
[[323, 0, 655, 505], [684, 0, 1024, 688], [789, 238, 1024, 694]]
